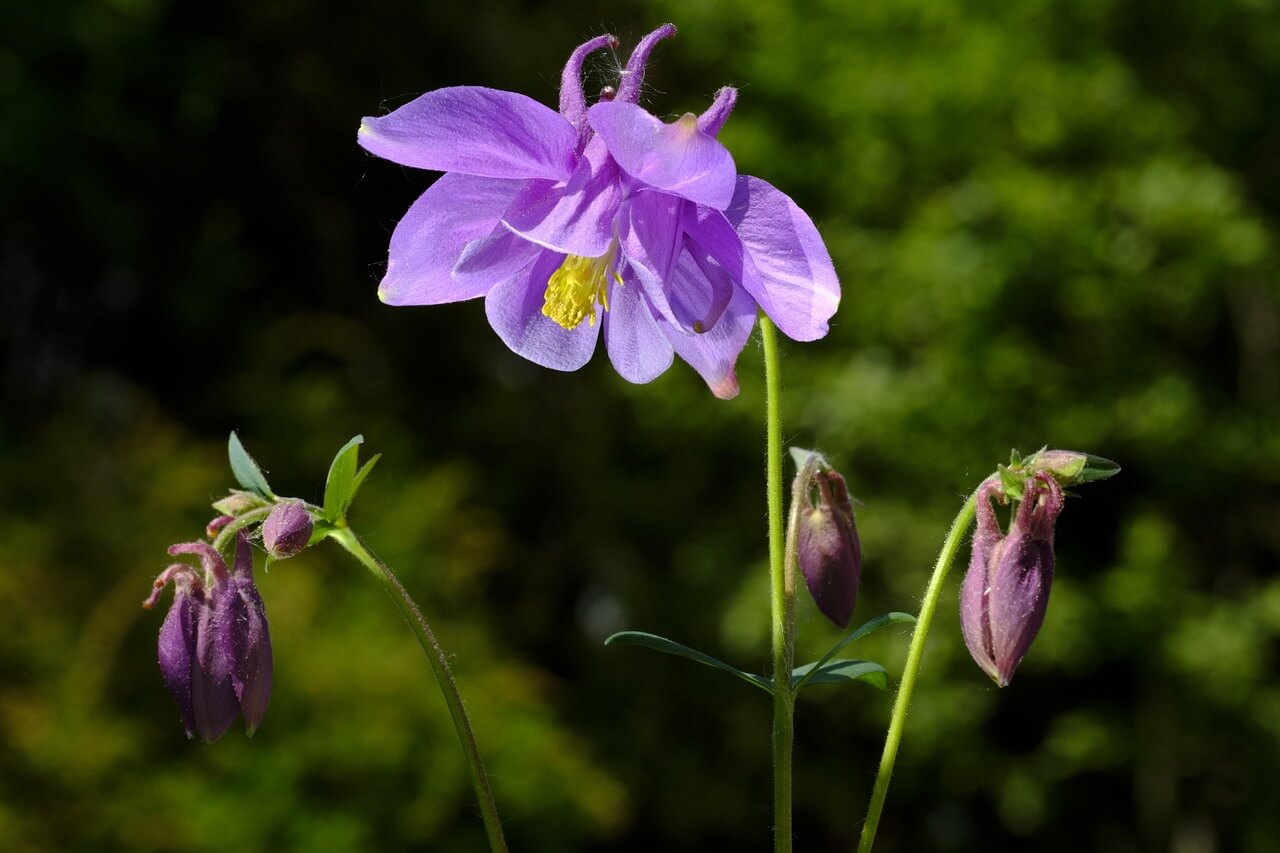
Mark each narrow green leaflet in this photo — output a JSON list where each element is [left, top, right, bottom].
[[791, 659, 889, 690], [228, 432, 273, 498], [323, 435, 365, 522], [604, 631, 772, 693], [792, 611, 916, 694], [348, 454, 382, 509]]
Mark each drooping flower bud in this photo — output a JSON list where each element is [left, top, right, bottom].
[[262, 501, 313, 559], [792, 454, 863, 629], [959, 472, 1064, 687], [146, 534, 274, 740]]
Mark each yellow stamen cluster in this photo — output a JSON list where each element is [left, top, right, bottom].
[[541, 247, 624, 330]]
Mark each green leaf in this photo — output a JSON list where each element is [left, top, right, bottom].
[[323, 435, 364, 522], [791, 659, 889, 690], [228, 432, 273, 498], [348, 453, 381, 510], [1074, 454, 1121, 484], [792, 611, 915, 693], [604, 631, 772, 693]]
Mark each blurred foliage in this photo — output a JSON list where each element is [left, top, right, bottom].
[[2, 0, 1280, 850]]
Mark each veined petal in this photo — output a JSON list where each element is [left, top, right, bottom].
[[358, 86, 578, 181], [484, 250, 601, 371], [588, 101, 737, 209], [672, 236, 735, 334], [503, 136, 622, 257], [726, 176, 840, 341], [379, 173, 528, 306], [619, 190, 683, 323], [661, 273, 757, 400], [603, 269, 674, 384], [452, 228, 543, 293]]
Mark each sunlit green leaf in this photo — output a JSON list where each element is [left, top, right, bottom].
[[228, 432, 273, 498]]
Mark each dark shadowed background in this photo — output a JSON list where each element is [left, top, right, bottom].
[[3, 0, 1280, 850]]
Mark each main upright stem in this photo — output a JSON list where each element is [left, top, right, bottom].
[[329, 527, 509, 853], [761, 315, 795, 853], [856, 492, 978, 853]]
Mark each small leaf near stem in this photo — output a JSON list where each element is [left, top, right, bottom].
[[228, 432, 274, 498], [604, 631, 772, 693], [791, 611, 916, 694], [323, 435, 364, 523]]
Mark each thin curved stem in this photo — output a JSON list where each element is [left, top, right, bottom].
[[328, 527, 509, 853], [760, 314, 795, 853], [856, 491, 978, 853]]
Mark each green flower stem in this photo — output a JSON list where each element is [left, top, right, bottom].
[[760, 314, 795, 853], [857, 491, 978, 853], [328, 527, 509, 853], [211, 506, 272, 555]]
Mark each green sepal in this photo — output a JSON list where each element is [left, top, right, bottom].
[[604, 631, 772, 693], [228, 432, 274, 498]]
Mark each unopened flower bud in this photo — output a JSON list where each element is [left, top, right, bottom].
[[1026, 448, 1120, 488], [148, 534, 274, 740], [960, 472, 1064, 687], [794, 463, 862, 629], [212, 490, 268, 517], [262, 501, 313, 559]]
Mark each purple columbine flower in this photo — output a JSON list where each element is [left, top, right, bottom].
[[145, 534, 273, 740], [959, 472, 1065, 687], [358, 24, 840, 399]]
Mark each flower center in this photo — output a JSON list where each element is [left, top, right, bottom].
[[542, 244, 623, 330]]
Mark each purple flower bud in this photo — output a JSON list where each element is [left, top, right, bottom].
[[262, 501, 313, 559], [796, 468, 863, 629], [960, 472, 1064, 687], [146, 534, 273, 740]]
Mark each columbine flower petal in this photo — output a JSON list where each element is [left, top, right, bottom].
[[559, 34, 619, 144], [602, 269, 675, 383], [660, 285, 757, 400], [588, 101, 737, 209], [227, 534, 272, 735], [725, 176, 841, 342], [502, 137, 623, 257], [378, 173, 526, 306], [484, 250, 601, 371], [452, 228, 543, 292], [358, 86, 578, 181]]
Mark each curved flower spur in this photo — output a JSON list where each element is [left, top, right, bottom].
[[359, 24, 840, 398]]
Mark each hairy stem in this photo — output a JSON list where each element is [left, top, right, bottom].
[[856, 491, 978, 853], [328, 527, 509, 853], [761, 315, 795, 853]]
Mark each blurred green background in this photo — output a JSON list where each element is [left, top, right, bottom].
[[3, 0, 1279, 850]]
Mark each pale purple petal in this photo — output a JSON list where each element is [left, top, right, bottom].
[[378, 173, 527, 306], [697, 86, 738, 137], [661, 278, 758, 400], [603, 270, 674, 383], [484, 250, 601, 371], [452, 228, 543, 294], [358, 86, 577, 181], [616, 24, 677, 103], [588, 102, 737, 209], [725, 176, 841, 341], [959, 480, 1003, 684], [157, 582, 198, 738], [191, 584, 239, 743], [618, 190, 684, 323], [503, 136, 622, 257], [560, 34, 619, 142], [671, 236, 735, 333], [229, 536, 272, 736], [682, 205, 767, 314]]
